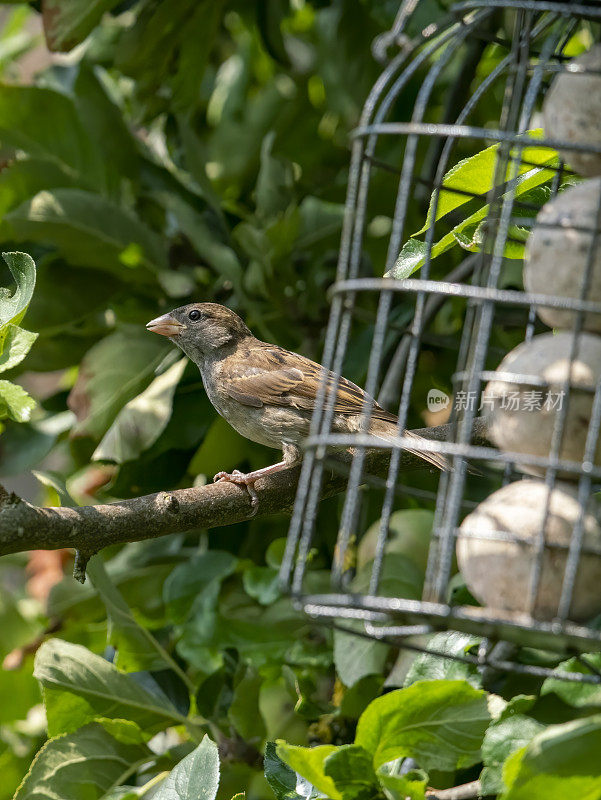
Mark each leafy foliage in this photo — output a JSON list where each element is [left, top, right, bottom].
[[0, 4, 597, 800]]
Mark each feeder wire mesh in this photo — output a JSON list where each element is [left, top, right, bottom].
[[280, 0, 601, 685]]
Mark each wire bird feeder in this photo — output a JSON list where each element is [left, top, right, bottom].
[[281, 0, 601, 684]]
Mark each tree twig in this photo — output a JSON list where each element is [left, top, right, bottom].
[[0, 419, 488, 560], [426, 780, 482, 800]]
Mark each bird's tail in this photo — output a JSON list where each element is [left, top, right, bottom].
[[370, 423, 451, 471], [402, 429, 451, 471]]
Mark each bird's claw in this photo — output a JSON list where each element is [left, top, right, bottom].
[[213, 470, 259, 514]]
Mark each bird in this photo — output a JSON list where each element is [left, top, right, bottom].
[[146, 303, 447, 511]]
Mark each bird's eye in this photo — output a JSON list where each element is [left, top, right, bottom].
[[188, 309, 201, 322]]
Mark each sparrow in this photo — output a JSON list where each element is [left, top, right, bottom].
[[146, 303, 447, 511]]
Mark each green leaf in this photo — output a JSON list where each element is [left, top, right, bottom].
[[73, 64, 141, 189], [0, 86, 104, 187], [93, 357, 187, 463], [414, 133, 553, 236], [68, 329, 170, 441], [0, 251, 36, 330], [0, 379, 34, 422], [86, 557, 184, 675], [358, 509, 434, 573], [0, 157, 81, 218], [188, 415, 248, 478], [43, 0, 123, 52], [153, 735, 220, 800], [154, 191, 242, 287], [0, 592, 39, 660], [164, 551, 238, 624], [390, 238, 429, 280], [323, 744, 379, 800], [0, 663, 41, 725], [541, 654, 601, 707], [481, 711, 544, 795], [404, 632, 482, 687], [334, 622, 389, 689], [256, 131, 294, 220], [228, 666, 266, 742], [334, 551, 423, 687], [389, 134, 559, 278], [243, 565, 281, 605], [264, 741, 307, 800], [296, 196, 345, 250], [13, 722, 150, 800], [3, 189, 167, 276], [116, 0, 223, 113], [355, 679, 490, 771], [377, 766, 428, 800], [276, 742, 341, 800], [31, 469, 76, 506], [0, 324, 37, 372], [34, 638, 185, 737], [501, 716, 601, 800]]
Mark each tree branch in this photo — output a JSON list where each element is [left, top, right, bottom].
[[0, 419, 488, 559]]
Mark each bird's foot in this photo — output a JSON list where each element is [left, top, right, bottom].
[[213, 469, 259, 514]]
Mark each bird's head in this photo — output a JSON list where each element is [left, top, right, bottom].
[[146, 303, 252, 362]]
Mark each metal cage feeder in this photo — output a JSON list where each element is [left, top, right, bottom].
[[280, 0, 601, 685]]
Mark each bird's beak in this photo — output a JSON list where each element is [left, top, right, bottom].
[[146, 313, 185, 337]]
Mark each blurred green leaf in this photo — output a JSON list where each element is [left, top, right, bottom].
[[188, 415, 250, 477], [355, 679, 490, 771], [0, 593, 39, 661], [86, 557, 182, 674], [3, 189, 167, 276], [257, 0, 291, 67], [296, 196, 346, 250], [13, 722, 151, 800], [333, 622, 389, 689], [93, 357, 187, 463], [0, 413, 66, 476], [0, 665, 41, 725], [116, 0, 223, 114], [73, 64, 141, 189], [228, 666, 266, 742], [42, 0, 123, 52], [256, 132, 295, 220], [0, 86, 104, 188], [377, 766, 428, 800], [68, 329, 169, 441], [153, 735, 220, 800], [334, 552, 423, 686], [32, 468, 76, 505], [155, 191, 242, 288], [541, 654, 601, 707], [501, 716, 601, 800], [357, 509, 434, 572], [34, 639, 185, 736], [164, 551, 238, 624], [0, 158, 81, 218], [242, 565, 281, 606]]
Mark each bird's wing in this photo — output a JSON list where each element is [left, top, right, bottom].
[[222, 345, 397, 422]]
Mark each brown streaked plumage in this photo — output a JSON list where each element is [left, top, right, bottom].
[[147, 302, 447, 511]]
